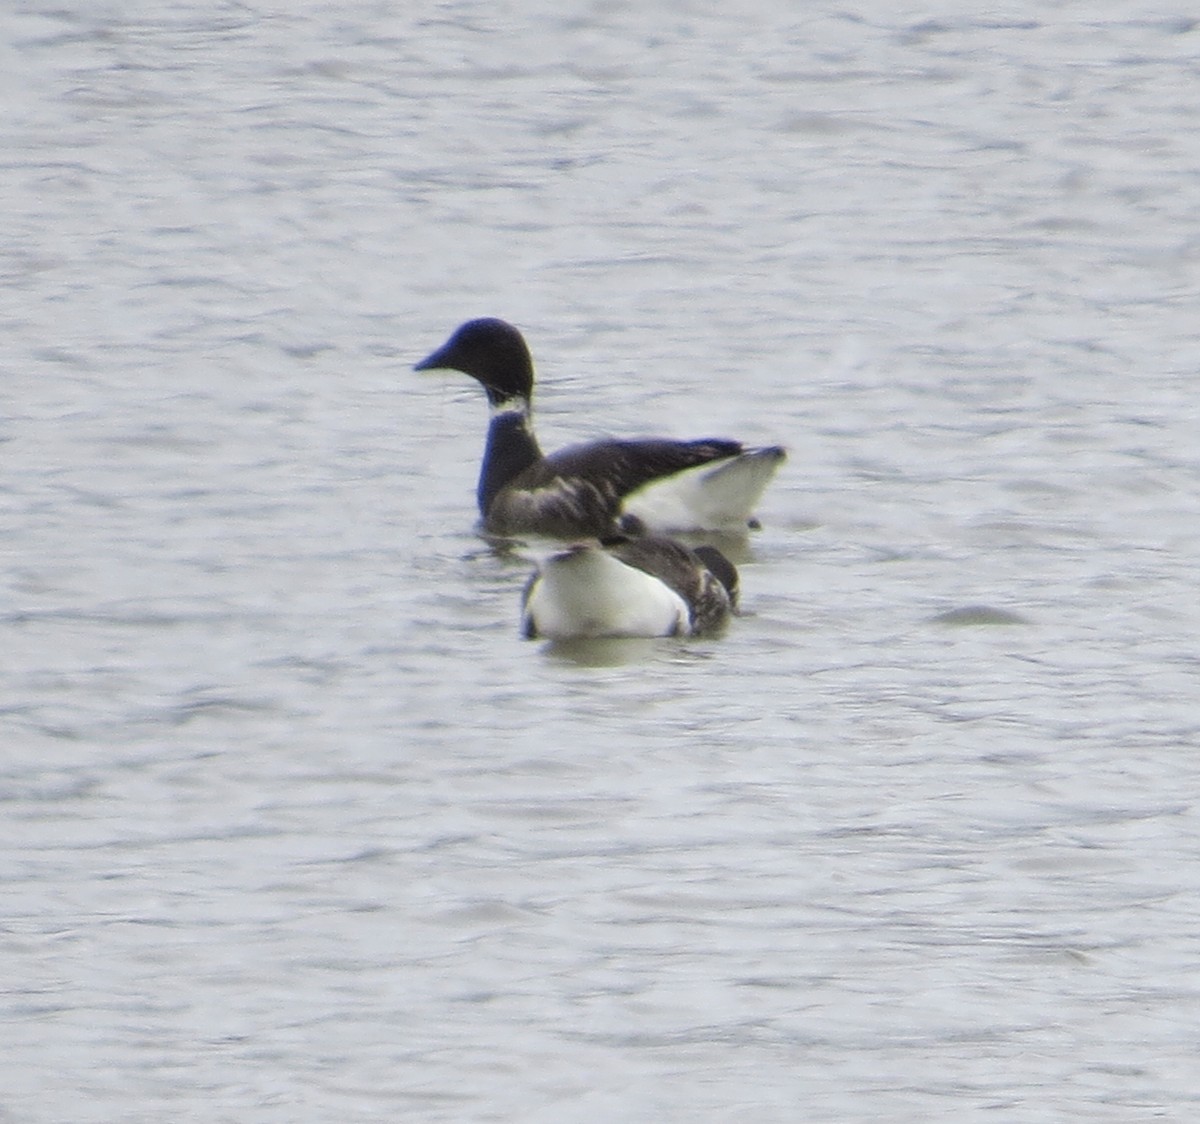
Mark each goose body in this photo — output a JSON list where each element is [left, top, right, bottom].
[[521, 536, 739, 640], [415, 318, 785, 539]]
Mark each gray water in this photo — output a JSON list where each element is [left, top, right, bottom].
[[4, 2, 1200, 1121]]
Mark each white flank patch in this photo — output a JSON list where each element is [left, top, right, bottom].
[[524, 548, 689, 639], [621, 449, 783, 532]]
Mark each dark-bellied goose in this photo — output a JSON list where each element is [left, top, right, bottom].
[[520, 535, 739, 640], [415, 318, 785, 539]]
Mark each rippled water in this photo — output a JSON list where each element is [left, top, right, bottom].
[[4, 3, 1200, 1120]]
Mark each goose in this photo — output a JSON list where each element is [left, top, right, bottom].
[[414, 318, 786, 539], [520, 535, 739, 640]]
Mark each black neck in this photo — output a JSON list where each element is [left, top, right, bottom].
[[478, 408, 541, 515]]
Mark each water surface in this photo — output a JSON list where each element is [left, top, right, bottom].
[[4, 3, 1200, 1120]]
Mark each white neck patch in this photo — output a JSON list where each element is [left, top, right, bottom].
[[489, 397, 530, 421]]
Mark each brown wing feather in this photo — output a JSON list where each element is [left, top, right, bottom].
[[485, 438, 745, 536], [520, 438, 745, 497], [606, 536, 736, 635]]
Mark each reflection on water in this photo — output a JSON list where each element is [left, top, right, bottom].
[[537, 635, 667, 667]]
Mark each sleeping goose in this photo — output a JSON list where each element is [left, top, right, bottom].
[[520, 535, 739, 640], [414, 318, 785, 539]]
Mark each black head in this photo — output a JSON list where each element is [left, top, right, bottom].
[[414, 318, 535, 406], [692, 544, 740, 607]]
